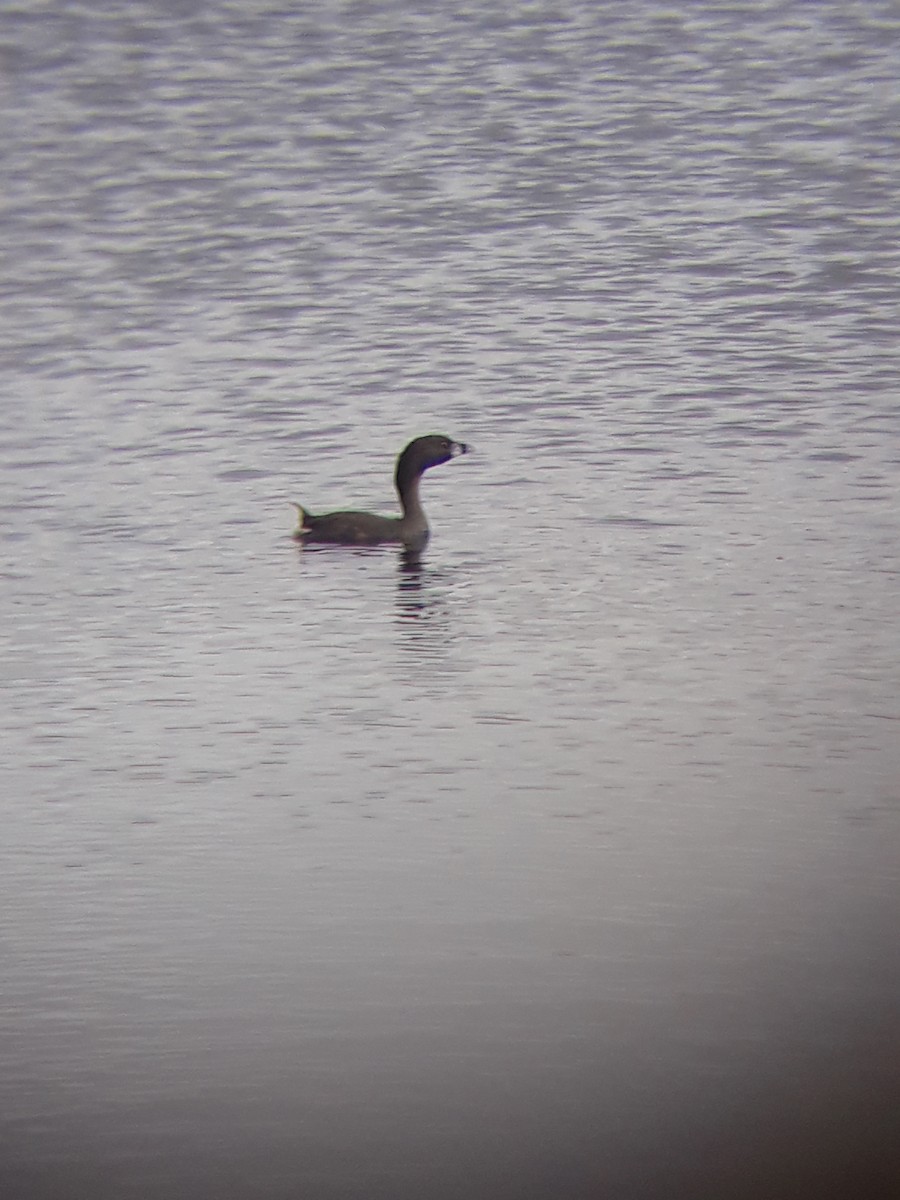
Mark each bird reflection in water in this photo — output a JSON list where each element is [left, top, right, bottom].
[[394, 550, 457, 663]]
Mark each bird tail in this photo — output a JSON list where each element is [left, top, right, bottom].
[[290, 502, 310, 538]]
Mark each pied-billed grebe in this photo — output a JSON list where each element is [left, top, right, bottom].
[[292, 434, 469, 550]]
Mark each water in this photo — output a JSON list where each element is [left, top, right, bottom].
[[2, 2, 899, 1197]]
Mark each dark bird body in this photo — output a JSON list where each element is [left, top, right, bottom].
[[293, 434, 468, 551]]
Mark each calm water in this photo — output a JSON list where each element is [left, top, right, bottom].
[[2, 2, 899, 1197]]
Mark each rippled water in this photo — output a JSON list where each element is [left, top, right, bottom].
[[2, 2, 899, 1197]]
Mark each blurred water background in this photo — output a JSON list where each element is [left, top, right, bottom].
[[1, 2, 899, 1197]]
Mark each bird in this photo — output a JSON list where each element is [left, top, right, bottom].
[[292, 434, 469, 551]]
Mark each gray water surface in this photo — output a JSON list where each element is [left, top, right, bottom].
[[2, 2, 899, 1198]]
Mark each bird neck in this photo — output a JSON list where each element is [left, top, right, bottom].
[[395, 460, 425, 523]]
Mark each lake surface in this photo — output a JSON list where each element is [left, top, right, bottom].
[[2, 2, 899, 1197]]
